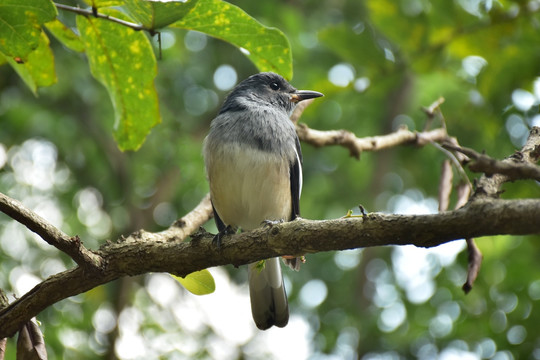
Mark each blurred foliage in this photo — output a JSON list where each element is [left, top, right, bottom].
[[1, 0, 540, 359]]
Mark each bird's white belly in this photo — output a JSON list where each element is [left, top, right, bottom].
[[207, 144, 291, 231]]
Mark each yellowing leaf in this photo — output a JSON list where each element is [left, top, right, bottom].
[[172, 0, 292, 79], [171, 269, 216, 295], [83, 0, 125, 8], [124, 0, 199, 30], [0, 0, 57, 60], [77, 9, 161, 151], [4, 31, 56, 94], [45, 19, 85, 53]]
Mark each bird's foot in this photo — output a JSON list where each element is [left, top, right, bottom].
[[212, 225, 236, 249], [283, 255, 306, 271], [261, 219, 284, 228]]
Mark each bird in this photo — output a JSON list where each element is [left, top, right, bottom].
[[203, 72, 323, 330]]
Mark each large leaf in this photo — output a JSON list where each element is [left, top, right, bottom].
[[124, 0, 199, 29], [2, 31, 56, 94], [171, 269, 216, 295], [0, 0, 56, 60], [45, 19, 85, 53], [172, 0, 292, 79], [77, 9, 161, 151]]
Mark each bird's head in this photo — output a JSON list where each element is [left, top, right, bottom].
[[219, 72, 323, 115]]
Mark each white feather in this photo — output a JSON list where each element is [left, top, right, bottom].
[[205, 143, 292, 231]]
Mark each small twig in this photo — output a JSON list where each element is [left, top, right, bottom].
[[0, 192, 105, 270], [422, 97, 446, 118], [54, 3, 146, 31], [462, 238, 482, 294], [422, 96, 446, 131]]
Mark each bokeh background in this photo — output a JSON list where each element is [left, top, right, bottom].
[[1, 0, 540, 359]]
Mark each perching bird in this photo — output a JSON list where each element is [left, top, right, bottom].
[[203, 72, 323, 330]]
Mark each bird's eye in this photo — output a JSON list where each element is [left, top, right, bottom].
[[270, 82, 280, 91]]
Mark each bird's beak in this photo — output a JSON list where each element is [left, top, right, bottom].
[[290, 90, 324, 103]]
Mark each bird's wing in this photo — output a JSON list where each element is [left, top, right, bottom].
[[289, 135, 303, 220], [212, 201, 227, 233]]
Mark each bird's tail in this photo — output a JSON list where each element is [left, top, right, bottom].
[[248, 257, 289, 330]]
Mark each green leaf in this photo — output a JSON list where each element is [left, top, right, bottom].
[[124, 0, 199, 30], [2, 30, 57, 94], [45, 19, 85, 53], [0, 0, 57, 59], [83, 0, 125, 8], [77, 9, 161, 151], [172, 0, 292, 79], [171, 269, 216, 295]]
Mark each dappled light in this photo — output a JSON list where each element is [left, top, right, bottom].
[[1, 0, 540, 359]]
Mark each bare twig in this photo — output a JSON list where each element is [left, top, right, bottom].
[[422, 97, 446, 118], [443, 143, 540, 181], [442, 126, 540, 199], [296, 124, 449, 159], [0, 193, 105, 270], [422, 96, 446, 131], [292, 96, 450, 159]]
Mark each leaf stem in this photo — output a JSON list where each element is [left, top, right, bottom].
[[54, 3, 145, 31]]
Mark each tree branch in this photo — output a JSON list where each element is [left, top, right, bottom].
[[0, 196, 539, 338], [0, 193, 104, 270], [444, 139, 540, 182], [444, 126, 540, 198], [296, 124, 449, 159]]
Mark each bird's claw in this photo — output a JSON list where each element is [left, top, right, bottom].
[[261, 219, 284, 228], [212, 225, 236, 249]]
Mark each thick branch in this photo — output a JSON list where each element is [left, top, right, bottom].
[[0, 197, 539, 338], [0, 193, 104, 270]]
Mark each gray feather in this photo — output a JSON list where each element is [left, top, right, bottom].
[[248, 258, 289, 330]]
